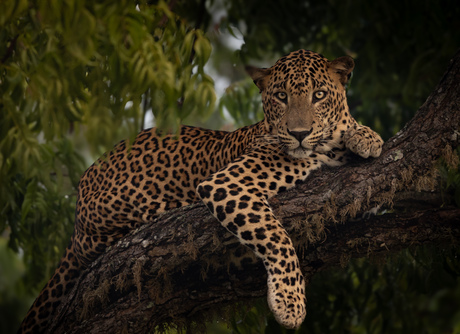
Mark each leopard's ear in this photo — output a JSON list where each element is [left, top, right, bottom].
[[245, 66, 272, 93], [328, 56, 355, 86]]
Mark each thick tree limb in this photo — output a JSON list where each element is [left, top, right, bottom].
[[48, 51, 460, 333]]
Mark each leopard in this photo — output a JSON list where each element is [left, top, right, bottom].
[[19, 49, 383, 333]]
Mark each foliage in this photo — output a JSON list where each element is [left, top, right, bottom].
[[228, 247, 460, 334], [219, 78, 263, 128], [0, 0, 214, 291], [0, 238, 33, 334], [301, 247, 460, 334]]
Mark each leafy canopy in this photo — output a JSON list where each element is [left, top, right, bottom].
[[0, 0, 214, 289]]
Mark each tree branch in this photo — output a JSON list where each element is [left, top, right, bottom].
[[47, 51, 460, 334]]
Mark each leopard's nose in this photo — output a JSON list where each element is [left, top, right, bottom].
[[288, 129, 312, 143]]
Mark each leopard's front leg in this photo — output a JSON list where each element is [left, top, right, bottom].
[[344, 120, 384, 158], [197, 182, 306, 329], [196, 150, 317, 329]]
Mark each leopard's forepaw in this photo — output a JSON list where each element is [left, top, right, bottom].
[[267, 272, 306, 329], [345, 125, 383, 158]]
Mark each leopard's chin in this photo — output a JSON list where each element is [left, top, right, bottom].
[[286, 148, 314, 159]]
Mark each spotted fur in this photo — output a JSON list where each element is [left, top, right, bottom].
[[19, 50, 383, 332]]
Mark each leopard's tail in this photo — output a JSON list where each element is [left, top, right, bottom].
[[17, 234, 83, 334]]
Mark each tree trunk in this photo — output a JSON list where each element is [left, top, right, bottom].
[[47, 51, 460, 334]]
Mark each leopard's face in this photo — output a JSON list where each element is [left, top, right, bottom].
[[247, 50, 355, 159]]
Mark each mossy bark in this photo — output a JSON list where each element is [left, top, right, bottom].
[[47, 51, 460, 334]]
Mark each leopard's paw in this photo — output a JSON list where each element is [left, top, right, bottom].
[[266, 271, 306, 329], [345, 125, 383, 158]]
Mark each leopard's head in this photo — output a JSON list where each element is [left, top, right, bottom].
[[247, 49, 354, 159]]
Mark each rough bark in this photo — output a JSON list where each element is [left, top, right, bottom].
[[48, 51, 460, 333]]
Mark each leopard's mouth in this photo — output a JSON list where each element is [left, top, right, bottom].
[[278, 131, 326, 159], [279, 138, 317, 159]]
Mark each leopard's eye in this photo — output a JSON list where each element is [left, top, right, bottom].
[[313, 91, 326, 101], [275, 92, 287, 102]]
